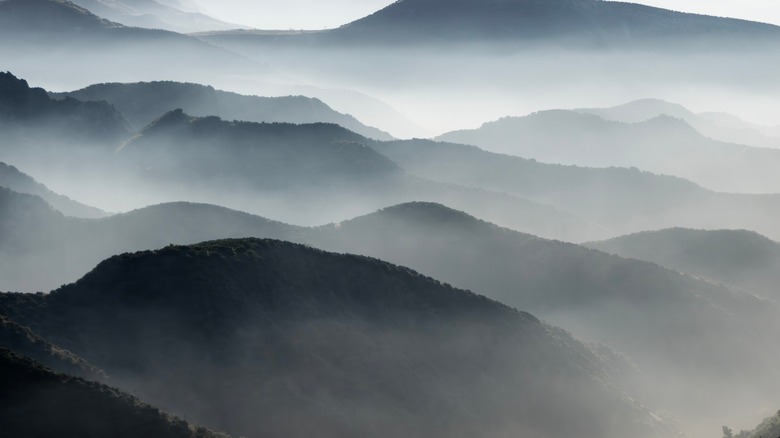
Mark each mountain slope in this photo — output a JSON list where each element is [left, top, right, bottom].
[[0, 161, 106, 218], [0, 349, 226, 438], [0, 238, 675, 438], [331, 0, 780, 46], [587, 228, 780, 302], [436, 110, 780, 193], [56, 80, 393, 139]]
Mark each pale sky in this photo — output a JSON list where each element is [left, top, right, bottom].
[[196, 0, 780, 30]]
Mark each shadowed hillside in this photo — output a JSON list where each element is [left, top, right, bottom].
[[0, 239, 676, 438], [0, 349, 227, 438]]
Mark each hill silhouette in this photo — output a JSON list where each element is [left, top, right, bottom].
[[587, 228, 780, 302], [0, 349, 226, 438], [0, 238, 676, 438], [333, 0, 780, 46], [0, 161, 106, 218], [436, 109, 780, 193], [56, 81, 393, 140]]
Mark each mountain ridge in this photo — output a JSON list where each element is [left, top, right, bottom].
[[0, 237, 675, 438]]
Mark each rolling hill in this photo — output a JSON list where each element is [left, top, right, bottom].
[[55, 80, 393, 140], [587, 228, 780, 302], [0, 238, 676, 438]]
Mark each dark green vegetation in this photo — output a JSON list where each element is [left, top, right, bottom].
[[587, 228, 780, 301], [723, 411, 780, 438], [0, 349, 226, 438], [0, 238, 675, 438], [436, 109, 780, 193], [56, 81, 393, 140]]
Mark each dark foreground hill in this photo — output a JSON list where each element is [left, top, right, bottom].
[[0, 239, 674, 438], [0, 349, 226, 438], [56, 81, 393, 140], [587, 228, 780, 302]]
